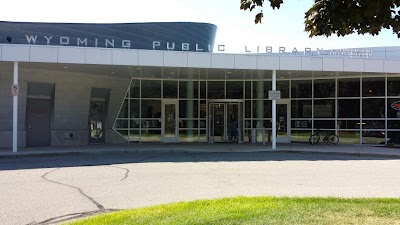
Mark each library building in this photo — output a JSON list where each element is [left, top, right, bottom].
[[0, 21, 399, 151]]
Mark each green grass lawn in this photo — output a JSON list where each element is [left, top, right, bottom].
[[67, 196, 400, 225]]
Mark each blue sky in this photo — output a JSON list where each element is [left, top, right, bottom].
[[1, 0, 399, 53]]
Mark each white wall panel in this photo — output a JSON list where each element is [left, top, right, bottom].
[[2, 45, 29, 62], [163, 51, 188, 67], [234, 54, 257, 69], [384, 60, 399, 73], [256, 55, 279, 70], [29, 46, 58, 63], [364, 59, 384, 73], [188, 52, 211, 68], [112, 49, 138, 65], [323, 58, 344, 71], [138, 50, 163, 66], [86, 48, 112, 64], [212, 54, 234, 69], [301, 57, 323, 71], [343, 58, 365, 72], [57, 47, 86, 64], [280, 56, 302, 70]]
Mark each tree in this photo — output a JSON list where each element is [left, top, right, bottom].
[[240, 0, 400, 38]]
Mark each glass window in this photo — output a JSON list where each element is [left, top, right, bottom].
[[252, 81, 269, 99], [338, 99, 360, 118], [388, 120, 400, 129], [362, 78, 385, 97], [226, 81, 243, 99], [314, 99, 335, 118], [291, 130, 312, 143], [179, 130, 198, 142], [314, 120, 335, 129], [253, 100, 271, 118], [129, 99, 140, 118], [245, 81, 251, 99], [277, 81, 289, 98], [130, 79, 140, 98], [118, 99, 128, 118], [388, 131, 400, 144], [338, 131, 360, 144], [362, 98, 385, 118], [128, 130, 139, 142], [291, 100, 312, 118], [388, 77, 400, 96], [362, 120, 385, 129], [388, 98, 400, 118], [337, 120, 360, 129], [179, 81, 198, 98], [200, 81, 206, 99], [200, 100, 207, 119], [314, 79, 335, 98], [163, 80, 177, 98], [141, 100, 161, 118], [362, 131, 385, 144], [338, 78, 360, 97], [291, 120, 312, 129], [208, 81, 225, 99], [140, 130, 161, 142], [291, 80, 312, 98], [245, 100, 251, 118], [179, 100, 198, 118], [141, 80, 161, 98], [179, 120, 199, 129]]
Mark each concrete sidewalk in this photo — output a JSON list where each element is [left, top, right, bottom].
[[1, 143, 400, 158]]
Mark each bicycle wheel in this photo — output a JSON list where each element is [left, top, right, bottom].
[[309, 134, 320, 145], [328, 134, 339, 145]]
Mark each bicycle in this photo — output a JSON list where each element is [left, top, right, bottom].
[[309, 129, 339, 145]]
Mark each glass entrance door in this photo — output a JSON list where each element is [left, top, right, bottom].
[[89, 101, 105, 144], [162, 100, 178, 142], [276, 100, 290, 143], [209, 102, 243, 143]]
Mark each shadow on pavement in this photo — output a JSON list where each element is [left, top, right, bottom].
[[0, 151, 397, 171]]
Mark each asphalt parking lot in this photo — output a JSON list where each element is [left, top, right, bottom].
[[1, 151, 400, 225]]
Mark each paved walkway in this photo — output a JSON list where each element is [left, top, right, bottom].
[[1, 143, 400, 158], [1, 151, 400, 225]]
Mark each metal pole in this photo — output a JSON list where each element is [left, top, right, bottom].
[[12, 62, 18, 153], [272, 70, 277, 150]]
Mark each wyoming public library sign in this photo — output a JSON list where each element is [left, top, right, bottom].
[[23, 34, 374, 58]]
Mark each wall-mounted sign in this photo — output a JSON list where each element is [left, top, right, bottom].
[[11, 84, 19, 96], [391, 101, 400, 111], [268, 90, 281, 100]]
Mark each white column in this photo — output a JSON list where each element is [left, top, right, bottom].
[[272, 70, 277, 150], [12, 62, 18, 153]]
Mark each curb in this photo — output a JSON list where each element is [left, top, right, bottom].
[[1, 149, 400, 159]]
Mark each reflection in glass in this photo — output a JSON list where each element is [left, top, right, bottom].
[[291, 100, 312, 118], [163, 81, 178, 98], [130, 79, 140, 98], [314, 79, 335, 98], [337, 120, 360, 129], [314, 99, 335, 118], [291, 80, 312, 98], [338, 78, 360, 97], [164, 104, 176, 138], [387, 98, 400, 118], [338, 131, 360, 144], [226, 81, 243, 99], [141, 100, 161, 118], [141, 80, 161, 98], [338, 99, 360, 118], [291, 130, 312, 142], [179, 81, 198, 98], [208, 81, 225, 99], [362, 78, 385, 97], [388, 77, 400, 96], [362, 98, 385, 118], [362, 130, 385, 144]]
